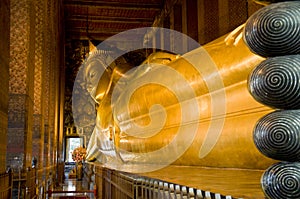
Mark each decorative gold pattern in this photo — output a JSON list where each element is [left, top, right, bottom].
[[34, 0, 45, 114], [9, 0, 29, 94]]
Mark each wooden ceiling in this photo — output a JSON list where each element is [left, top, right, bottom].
[[64, 0, 164, 42]]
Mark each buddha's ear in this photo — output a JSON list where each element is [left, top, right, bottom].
[[94, 70, 111, 103], [106, 54, 114, 66]]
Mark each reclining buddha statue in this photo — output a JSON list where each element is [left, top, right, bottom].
[[74, 1, 300, 198], [79, 1, 299, 179], [80, 8, 273, 172], [82, 28, 276, 174]]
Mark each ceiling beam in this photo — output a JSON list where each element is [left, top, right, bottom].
[[65, 23, 150, 31], [65, 15, 154, 23], [67, 28, 122, 34], [65, 30, 146, 41], [63, 0, 163, 9], [64, 5, 160, 19], [65, 31, 114, 41], [66, 27, 149, 36]]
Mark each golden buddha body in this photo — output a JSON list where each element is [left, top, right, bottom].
[[78, 1, 300, 198], [81, 0, 300, 173], [83, 24, 278, 173]]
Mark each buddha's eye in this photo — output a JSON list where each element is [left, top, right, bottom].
[[89, 71, 96, 79]]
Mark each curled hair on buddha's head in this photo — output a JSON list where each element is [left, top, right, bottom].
[[85, 49, 114, 67], [88, 49, 114, 58], [86, 43, 124, 64]]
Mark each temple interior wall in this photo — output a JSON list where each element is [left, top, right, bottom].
[[0, 0, 268, 198]]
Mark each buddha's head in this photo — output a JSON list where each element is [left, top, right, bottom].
[[84, 50, 113, 103]]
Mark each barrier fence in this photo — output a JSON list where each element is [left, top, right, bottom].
[[47, 189, 97, 198], [0, 170, 13, 198], [25, 167, 37, 199], [100, 167, 239, 199], [2, 164, 243, 199]]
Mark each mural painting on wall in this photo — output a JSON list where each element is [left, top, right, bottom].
[[64, 40, 95, 140]]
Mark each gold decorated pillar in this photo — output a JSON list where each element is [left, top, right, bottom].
[[43, 0, 52, 178], [7, 0, 36, 171], [48, 0, 61, 176], [57, 0, 65, 185], [0, 0, 10, 173], [43, 47, 50, 178], [33, 0, 47, 183], [42, 0, 62, 182]]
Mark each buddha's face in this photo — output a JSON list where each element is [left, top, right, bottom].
[[84, 58, 112, 103], [85, 60, 102, 95]]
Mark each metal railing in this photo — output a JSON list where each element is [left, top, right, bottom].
[[46, 187, 97, 198], [25, 167, 37, 199], [12, 167, 38, 199], [0, 169, 13, 199], [100, 168, 239, 199]]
